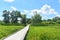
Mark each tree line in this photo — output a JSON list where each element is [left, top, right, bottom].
[[2, 10, 26, 26], [2, 10, 60, 26]]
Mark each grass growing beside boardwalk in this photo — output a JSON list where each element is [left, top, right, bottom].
[[26, 25, 60, 40], [0, 25, 23, 39]]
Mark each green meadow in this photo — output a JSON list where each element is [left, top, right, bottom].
[[0, 25, 23, 39], [0, 9, 60, 40], [25, 25, 60, 40]]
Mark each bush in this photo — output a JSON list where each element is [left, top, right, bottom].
[[31, 23, 40, 26], [1, 23, 23, 26], [31, 23, 47, 26], [42, 21, 56, 26], [56, 20, 60, 24]]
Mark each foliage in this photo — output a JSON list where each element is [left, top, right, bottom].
[[2, 10, 60, 25], [31, 11, 42, 25], [2, 10, 22, 24], [10, 10, 22, 23], [56, 20, 60, 24], [21, 14, 27, 26], [53, 17, 60, 22], [2, 10, 28, 26], [2, 10, 10, 23], [26, 18, 31, 24]]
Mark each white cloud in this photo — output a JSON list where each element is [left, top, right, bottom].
[[59, 0, 60, 2], [21, 12, 26, 14], [4, 0, 14, 2], [31, 9, 41, 13], [40, 4, 58, 15], [56, 15, 60, 17], [21, 4, 59, 19], [23, 10, 29, 13], [21, 10, 29, 14], [11, 6, 17, 11], [28, 4, 58, 15]]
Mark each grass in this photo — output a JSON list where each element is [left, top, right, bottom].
[[0, 25, 23, 39], [25, 25, 60, 40]]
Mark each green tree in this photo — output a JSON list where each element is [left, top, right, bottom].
[[10, 10, 21, 23], [47, 19, 52, 22], [21, 14, 26, 26], [14, 11, 22, 23], [56, 20, 60, 24], [31, 11, 42, 25], [3, 10, 10, 23], [53, 17, 60, 22], [26, 18, 31, 24], [10, 10, 16, 23]]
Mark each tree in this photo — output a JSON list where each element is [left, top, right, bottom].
[[10, 10, 22, 23], [3, 10, 10, 23], [26, 18, 31, 24], [53, 17, 60, 22], [31, 11, 42, 25], [10, 10, 16, 23], [47, 19, 52, 22], [21, 14, 26, 26], [15, 11, 21, 17], [56, 20, 60, 24]]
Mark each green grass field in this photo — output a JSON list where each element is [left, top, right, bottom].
[[26, 25, 60, 40], [0, 25, 23, 39]]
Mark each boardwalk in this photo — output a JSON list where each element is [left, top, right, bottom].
[[4, 25, 30, 40]]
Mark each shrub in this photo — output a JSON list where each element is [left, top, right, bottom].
[[56, 20, 60, 24]]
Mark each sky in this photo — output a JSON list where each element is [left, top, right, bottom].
[[0, 0, 60, 20]]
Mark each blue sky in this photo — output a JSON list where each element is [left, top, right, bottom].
[[0, 0, 60, 20]]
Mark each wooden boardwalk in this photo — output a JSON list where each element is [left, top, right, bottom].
[[4, 25, 30, 40]]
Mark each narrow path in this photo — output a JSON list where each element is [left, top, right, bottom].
[[4, 25, 30, 40]]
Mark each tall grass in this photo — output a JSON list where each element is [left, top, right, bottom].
[[26, 26, 60, 40], [0, 25, 23, 39]]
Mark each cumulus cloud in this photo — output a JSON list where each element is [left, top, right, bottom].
[[11, 6, 17, 11], [41, 4, 58, 15], [26, 4, 58, 15], [4, 0, 14, 2], [21, 4, 59, 19], [36, 4, 57, 15]]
